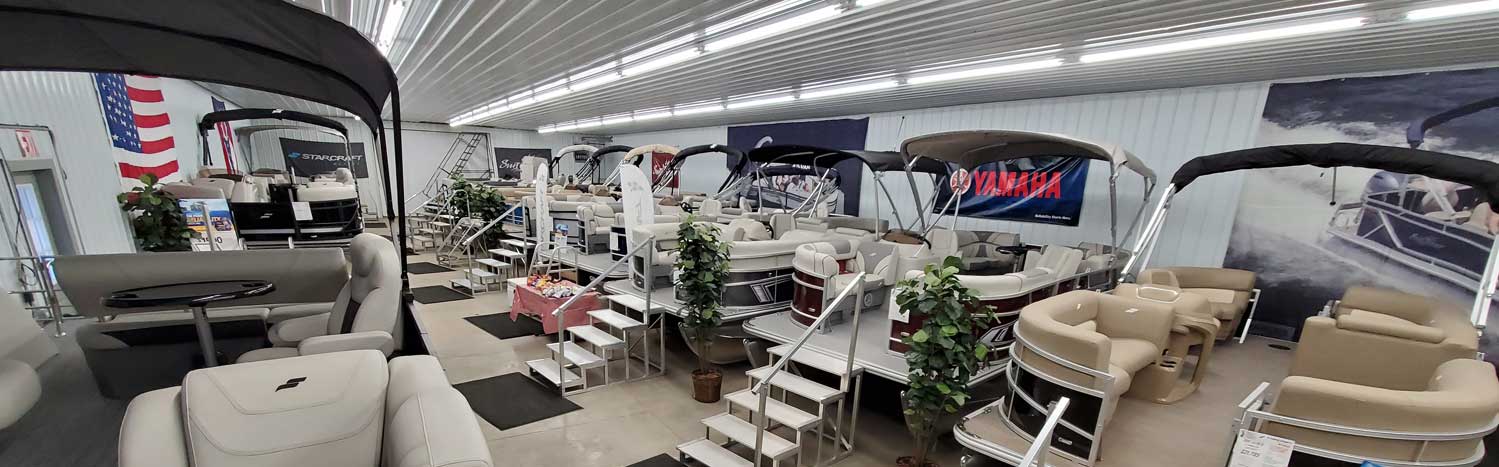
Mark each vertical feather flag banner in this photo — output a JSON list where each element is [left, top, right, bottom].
[[93, 73, 182, 191], [211, 97, 237, 173]]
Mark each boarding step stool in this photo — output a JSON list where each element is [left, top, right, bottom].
[[488, 248, 525, 276], [677, 345, 864, 467], [524, 293, 664, 394]]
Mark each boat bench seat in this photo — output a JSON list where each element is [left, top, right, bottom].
[[1140, 266, 1255, 340], [0, 359, 40, 429], [1111, 281, 1218, 402], [1291, 286, 1480, 392], [1015, 290, 1176, 426], [119, 351, 493, 467]]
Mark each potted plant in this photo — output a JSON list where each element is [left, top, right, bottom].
[[117, 173, 194, 252], [674, 214, 731, 403], [895, 256, 995, 467]]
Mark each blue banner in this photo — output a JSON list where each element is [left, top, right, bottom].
[[727, 118, 868, 215], [933, 157, 1089, 226]]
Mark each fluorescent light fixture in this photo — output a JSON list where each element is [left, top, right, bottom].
[[705, 5, 841, 52], [1080, 17, 1366, 63], [673, 103, 725, 116], [855, 0, 895, 7], [573, 118, 602, 130], [375, 0, 408, 55], [570, 72, 621, 92], [553, 123, 577, 132], [536, 78, 569, 93], [1408, 1, 1499, 20], [907, 58, 1063, 84], [623, 35, 697, 64], [726, 94, 797, 109], [534, 86, 570, 102], [602, 115, 635, 126], [706, 0, 808, 35], [507, 96, 535, 110], [800, 79, 898, 99], [634, 109, 672, 121], [537, 125, 557, 134], [622, 49, 700, 76]]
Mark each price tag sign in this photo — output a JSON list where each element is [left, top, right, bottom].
[[291, 201, 313, 221], [1228, 430, 1294, 467]]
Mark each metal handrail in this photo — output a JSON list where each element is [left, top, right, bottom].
[[0, 255, 65, 337], [751, 272, 866, 465], [548, 235, 657, 392], [1019, 397, 1071, 467], [460, 203, 525, 246]]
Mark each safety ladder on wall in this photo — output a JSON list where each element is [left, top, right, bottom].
[[678, 274, 870, 467], [403, 132, 488, 218], [524, 236, 668, 395]]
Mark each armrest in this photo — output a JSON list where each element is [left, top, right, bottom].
[[299, 331, 394, 357], [268, 313, 331, 347], [119, 388, 189, 467], [267, 302, 335, 322], [1272, 375, 1492, 433]]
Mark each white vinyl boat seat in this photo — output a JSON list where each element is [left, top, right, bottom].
[[239, 233, 401, 363], [0, 359, 39, 429], [297, 184, 357, 202], [76, 307, 271, 399], [191, 178, 237, 199], [956, 245, 1085, 298], [926, 228, 960, 258], [579, 203, 616, 235], [721, 218, 773, 241], [163, 182, 227, 199], [119, 351, 493, 467], [819, 216, 887, 233]]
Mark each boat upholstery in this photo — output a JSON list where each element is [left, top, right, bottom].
[[297, 184, 358, 202], [1015, 290, 1175, 425], [191, 178, 236, 198], [76, 308, 272, 399], [578, 203, 617, 236], [1289, 286, 1479, 392], [1139, 266, 1255, 340], [1265, 357, 1499, 464], [239, 233, 401, 363], [955, 231, 1021, 272], [164, 182, 227, 199], [118, 351, 493, 467], [1110, 281, 1217, 403], [961, 246, 1085, 297], [0, 359, 40, 429]]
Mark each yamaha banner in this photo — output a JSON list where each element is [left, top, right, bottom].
[[933, 157, 1089, 226], [726, 118, 868, 215], [278, 138, 368, 178], [494, 147, 549, 180]]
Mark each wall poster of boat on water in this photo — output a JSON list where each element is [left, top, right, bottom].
[[1224, 66, 1499, 353]]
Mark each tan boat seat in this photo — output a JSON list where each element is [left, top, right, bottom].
[[1140, 266, 1255, 339], [1112, 279, 1218, 403]]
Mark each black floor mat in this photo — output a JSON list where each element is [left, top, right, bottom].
[[627, 454, 686, 467], [411, 286, 471, 304], [454, 373, 581, 430], [365, 221, 387, 228], [408, 262, 453, 274], [464, 313, 544, 340]]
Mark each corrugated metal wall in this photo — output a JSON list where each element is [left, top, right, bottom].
[[613, 83, 1269, 268]]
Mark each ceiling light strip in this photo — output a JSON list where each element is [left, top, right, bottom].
[[1407, 0, 1499, 20], [1079, 17, 1366, 63]]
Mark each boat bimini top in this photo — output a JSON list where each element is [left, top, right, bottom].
[[606, 144, 676, 188], [901, 130, 1158, 250], [732, 144, 949, 225], [656, 144, 745, 194], [572, 144, 633, 185], [1125, 143, 1499, 327]]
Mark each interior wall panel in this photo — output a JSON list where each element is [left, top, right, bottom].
[[606, 83, 1269, 268]]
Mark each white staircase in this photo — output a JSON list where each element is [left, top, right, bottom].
[[676, 274, 869, 467], [524, 239, 668, 394]]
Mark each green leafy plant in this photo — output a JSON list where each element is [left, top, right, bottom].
[[446, 175, 508, 242], [675, 214, 731, 376], [896, 256, 995, 467], [117, 173, 193, 252]]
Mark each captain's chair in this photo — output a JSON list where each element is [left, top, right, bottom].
[[238, 234, 401, 363]]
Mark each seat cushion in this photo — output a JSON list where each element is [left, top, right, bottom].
[[269, 313, 332, 347], [236, 346, 302, 363], [183, 350, 386, 467], [1108, 338, 1159, 374], [0, 359, 39, 429]]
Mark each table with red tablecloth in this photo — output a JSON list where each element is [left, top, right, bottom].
[[509, 280, 604, 334]]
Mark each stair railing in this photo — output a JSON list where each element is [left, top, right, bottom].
[[751, 273, 866, 466], [1018, 397, 1071, 467], [550, 235, 657, 394]]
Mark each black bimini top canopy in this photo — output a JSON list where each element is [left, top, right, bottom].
[[197, 109, 349, 137], [671, 144, 745, 169], [1173, 143, 1499, 204], [754, 165, 841, 181], [0, 0, 393, 132], [586, 145, 635, 163], [745, 145, 948, 174], [901, 130, 1155, 182]]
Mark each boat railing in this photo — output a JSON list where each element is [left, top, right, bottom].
[[750, 272, 866, 465], [1018, 397, 1072, 467], [0, 255, 66, 337], [1230, 382, 1498, 467]]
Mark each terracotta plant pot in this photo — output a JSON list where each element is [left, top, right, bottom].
[[895, 456, 939, 467], [691, 368, 723, 403]]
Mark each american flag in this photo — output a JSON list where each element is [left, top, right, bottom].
[[211, 97, 237, 173], [93, 73, 181, 191]]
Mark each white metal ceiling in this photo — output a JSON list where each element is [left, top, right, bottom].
[[217, 0, 1499, 134]]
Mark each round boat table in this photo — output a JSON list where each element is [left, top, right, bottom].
[[104, 280, 275, 367]]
